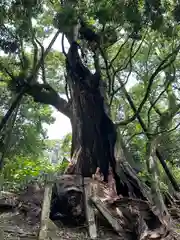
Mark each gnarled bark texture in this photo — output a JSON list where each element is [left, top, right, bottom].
[[66, 41, 122, 194]]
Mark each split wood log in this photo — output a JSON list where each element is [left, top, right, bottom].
[[84, 178, 97, 239], [90, 196, 126, 238], [38, 182, 53, 240], [120, 162, 171, 234]]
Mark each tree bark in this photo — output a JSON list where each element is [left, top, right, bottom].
[[65, 41, 122, 194], [146, 139, 171, 229], [27, 83, 72, 118]]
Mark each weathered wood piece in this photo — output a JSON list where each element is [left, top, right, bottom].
[[38, 183, 53, 240], [0, 228, 4, 239], [84, 178, 97, 239], [91, 195, 124, 236]]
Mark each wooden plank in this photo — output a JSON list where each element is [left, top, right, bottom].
[[91, 196, 123, 235], [84, 178, 97, 239], [0, 229, 4, 239], [38, 183, 53, 240]]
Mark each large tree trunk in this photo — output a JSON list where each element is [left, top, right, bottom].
[[64, 40, 152, 199], [56, 35, 180, 240], [65, 41, 122, 194]]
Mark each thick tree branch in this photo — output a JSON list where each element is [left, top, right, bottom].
[[27, 83, 72, 118], [0, 30, 60, 133]]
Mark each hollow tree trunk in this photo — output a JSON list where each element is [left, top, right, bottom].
[[70, 86, 111, 177], [65, 41, 150, 200], [66, 41, 120, 191], [50, 41, 176, 238], [65, 40, 151, 200]]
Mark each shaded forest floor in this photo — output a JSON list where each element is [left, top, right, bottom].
[[0, 178, 180, 240], [0, 201, 180, 239], [0, 211, 126, 240], [0, 188, 127, 239]]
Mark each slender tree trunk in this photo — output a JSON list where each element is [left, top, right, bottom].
[[145, 138, 172, 237]]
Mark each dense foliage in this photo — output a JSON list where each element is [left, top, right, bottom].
[[0, 0, 180, 194]]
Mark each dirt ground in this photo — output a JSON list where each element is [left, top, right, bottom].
[[0, 182, 180, 240], [0, 210, 124, 240], [1, 212, 179, 240]]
